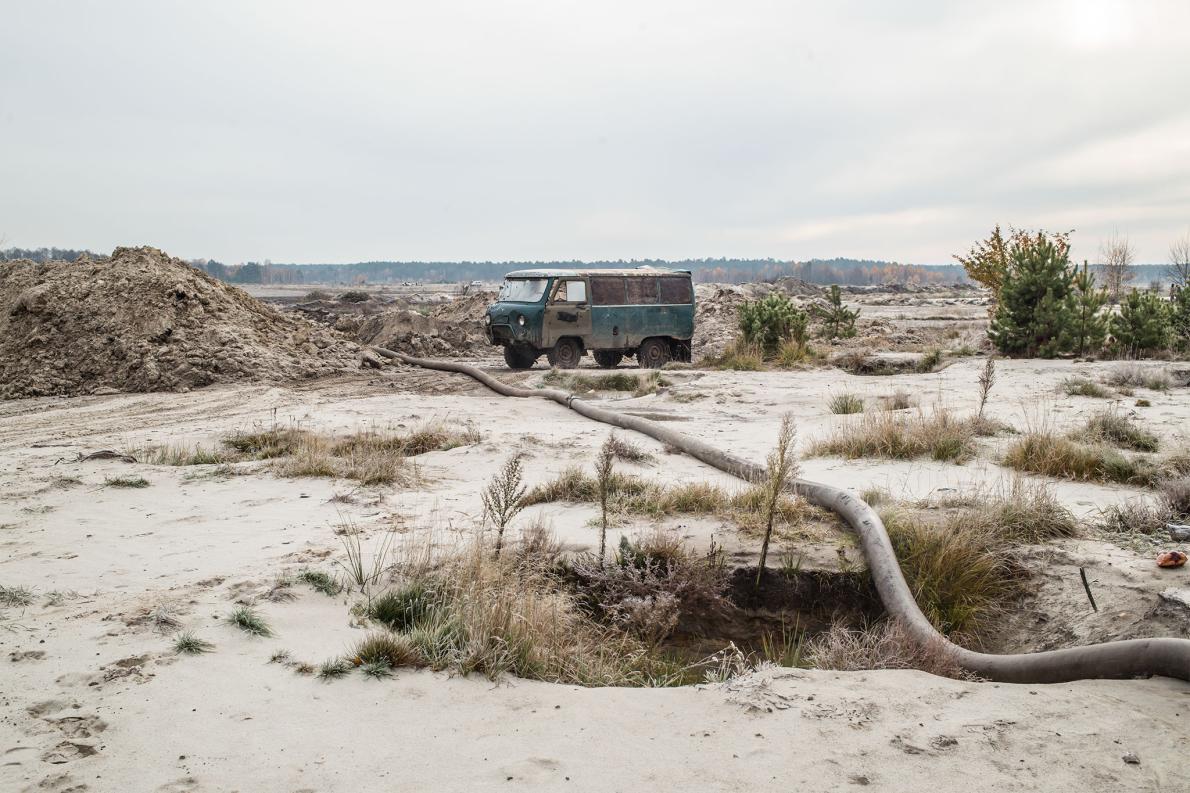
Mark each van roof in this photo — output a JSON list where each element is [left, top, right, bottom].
[[504, 266, 691, 278]]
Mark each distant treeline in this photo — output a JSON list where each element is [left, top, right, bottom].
[[188, 257, 973, 286], [3, 246, 1175, 289]]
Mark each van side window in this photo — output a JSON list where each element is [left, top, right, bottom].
[[659, 277, 693, 304], [590, 276, 626, 305], [554, 279, 587, 303], [625, 277, 658, 305]]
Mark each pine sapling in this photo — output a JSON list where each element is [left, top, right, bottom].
[[482, 454, 527, 557], [976, 357, 996, 420], [756, 415, 799, 591], [595, 436, 616, 563]]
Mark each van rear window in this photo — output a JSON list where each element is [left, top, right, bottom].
[[591, 276, 626, 305], [659, 277, 693, 304], [625, 277, 658, 305]]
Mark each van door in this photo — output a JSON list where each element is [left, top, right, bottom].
[[542, 278, 593, 348], [589, 275, 627, 350]]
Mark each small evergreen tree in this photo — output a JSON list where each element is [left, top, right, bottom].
[[738, 292, 809, 355], [988, 237, 1074, 357], [1171, 285, 1190, 352], [1111, 289, 1171, 357], [812, 285, 859, 339], [1064, 264, 1108, 357]]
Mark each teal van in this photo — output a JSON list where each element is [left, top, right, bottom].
[[484, 267, 695, 369]]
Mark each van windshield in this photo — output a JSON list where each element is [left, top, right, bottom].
[[498, 278, 548, 303]]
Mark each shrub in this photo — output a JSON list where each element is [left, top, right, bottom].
[[1112, 288, 1171, 356], [304, 289, 332, 301], [338, 290, 371, 303], [828, 392, 864, 415], [916, 348, 943, 373], [739, 292, 809, 354], [1067, 266, 1109, 356], [988, 236, 1074, 357], [806, 620, 972, 680], [812, 285, 859, 339]]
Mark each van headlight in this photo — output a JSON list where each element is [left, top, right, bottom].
[[517, 315, 526, 326], [485, 313, 491, 325]]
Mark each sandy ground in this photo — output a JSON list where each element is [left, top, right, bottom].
[[2, 357, 1189, 792]]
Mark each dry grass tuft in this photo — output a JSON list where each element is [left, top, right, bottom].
[[828, 392, 864, 415], [701, 339, 764, 371], [605, 434, 656, 463], [542, 369, 669, 396], [104, 475, 150, 489], [1079, 408, 1159, 452], [808, 409, 977, 463], [1059, 377, 1112, 398], [1098, 475, 1190, 535], [806, 620, 974, 680], [1003, 432, 1186, 486], [138, 443, 235, 466], [1105, 363, 1172, 391]]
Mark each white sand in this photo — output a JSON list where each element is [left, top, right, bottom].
[[2, 357, 1188, 792]]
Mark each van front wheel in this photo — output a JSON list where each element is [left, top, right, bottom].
[[638, 338, 671, 369], [503, 345, 538, 370], [593, 350, 623, 369], [547, 338, 583, 369]]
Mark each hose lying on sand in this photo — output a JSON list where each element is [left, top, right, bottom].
[[374, 347, 1190, 684]]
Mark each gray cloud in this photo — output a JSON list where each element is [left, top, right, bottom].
[[3, 0, 1189, 264]]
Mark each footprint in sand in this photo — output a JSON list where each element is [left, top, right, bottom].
[[26, 771, 88, 792], [48, 716, 107, 740], [39, 742, 98, 764]]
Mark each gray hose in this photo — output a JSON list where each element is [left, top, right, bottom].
[[375, 348, 1190, 684]]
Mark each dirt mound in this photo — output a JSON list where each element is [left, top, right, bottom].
[[352, 290, 496, 357], [0, 247, 368, 398]]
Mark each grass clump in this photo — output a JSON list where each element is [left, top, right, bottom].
[[1105, 363, 1172, 391], [881, 509, 1021, 637], [605, 434, 655, 463], [297, 569, 341, 596], [1079, 409, 1159, 452], [808, 409, 976, 463], [351, 632, 421, 668], [317, 658, 353, 680], [227, 606, 273, 637], [0, 584, 35, 607], [173, 632, 214, 655], [828, 392, 864, 415], [701, 339, 764, 371], [1002, 432, 1186, 486], [138, 443, 234, 466], [367, 583, 439, 632], [881, 390, 915, 411], [223, 427, 308, 459], [916, 348, 943, 373], [104, 475, 150, 488], [543, 370, 670, 396], [1060, 377, 1112, 398]]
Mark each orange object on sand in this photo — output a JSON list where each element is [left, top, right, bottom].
[[1157, 551, 1187, 568]]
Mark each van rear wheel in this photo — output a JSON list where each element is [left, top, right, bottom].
[[547, 338, 582, 369], [638, 338, 671, 369], [593, 350, 623, 369], [503, 345, 538, 370]]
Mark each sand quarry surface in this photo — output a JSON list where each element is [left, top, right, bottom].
[[2, 272, 1189, 791]]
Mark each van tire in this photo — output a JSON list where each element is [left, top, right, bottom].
[[503, 345, 538, 370], [593, 350, 623, 369], [547, 338, 583, 369], [638, 338, 671, 369]]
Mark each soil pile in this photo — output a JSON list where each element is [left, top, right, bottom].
[[0, 247, 367, 398], [351, 290, 496, 357]]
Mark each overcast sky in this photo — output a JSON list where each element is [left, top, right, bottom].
[[3, 1, 1189, 264]]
